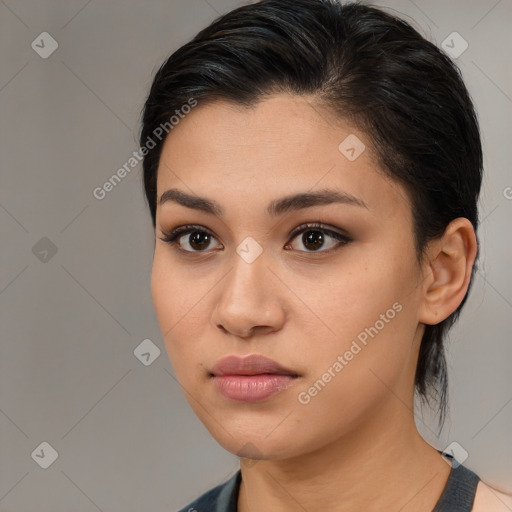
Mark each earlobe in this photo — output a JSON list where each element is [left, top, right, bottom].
[[419, 218, 478, 325]]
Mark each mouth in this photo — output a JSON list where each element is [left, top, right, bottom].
[[209, 354, 299, 402], [210, 354, 299, 377]]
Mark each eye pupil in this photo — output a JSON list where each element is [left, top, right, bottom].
[[303, 230, 324, 251], [190, 232, 210, 250]]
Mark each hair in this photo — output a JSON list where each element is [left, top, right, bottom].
[[139, 0, 483, 428]]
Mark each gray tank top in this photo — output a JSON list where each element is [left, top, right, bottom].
[[432, 456, 480, 511], [177, 457, 480, 511]]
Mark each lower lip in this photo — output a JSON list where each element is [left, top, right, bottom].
[[212, 374, 297, 402]]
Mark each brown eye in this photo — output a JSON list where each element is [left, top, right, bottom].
[[187, 231, 213, 251], [286, 223, 352, 253], [159, 225, 222, 253], [301, 230, 325, 251]]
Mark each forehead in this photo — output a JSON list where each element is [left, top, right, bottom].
[[156, 93, 411, 220], [159, 93, 375, 167]]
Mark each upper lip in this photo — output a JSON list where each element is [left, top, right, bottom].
[[210, 354, 298, 377]]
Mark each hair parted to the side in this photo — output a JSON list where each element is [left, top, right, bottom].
[[139, 0, 483, 429]]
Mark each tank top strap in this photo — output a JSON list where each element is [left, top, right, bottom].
[[432, 456, 480, 511]]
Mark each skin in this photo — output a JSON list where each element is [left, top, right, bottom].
[[150, 93, 492, 510]]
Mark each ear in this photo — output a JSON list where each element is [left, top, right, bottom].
[[418, 218, 478, 325]]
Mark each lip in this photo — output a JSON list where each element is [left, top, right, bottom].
[[210, 355, 299, 402], [210, 354, 298, 377]]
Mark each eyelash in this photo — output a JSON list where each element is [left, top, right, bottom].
[[158, 222, 352, 255]]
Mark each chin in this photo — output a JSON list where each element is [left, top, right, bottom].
[[204, 421, 304, 462]]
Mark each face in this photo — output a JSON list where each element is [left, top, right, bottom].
[[151, 93, 427, 461]]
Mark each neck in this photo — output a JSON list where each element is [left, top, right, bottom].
[[237, 401, 451, 512]]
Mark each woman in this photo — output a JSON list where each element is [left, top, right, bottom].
[[139, 0, 512, 510]]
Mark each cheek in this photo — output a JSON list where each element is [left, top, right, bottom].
[[290, 246, 421, 384], [291, 301, 418, 440], [290, 252, 413, 342], [150, 253, 205, 371], [151, 251, 209, 327], [151, 255, 177, 333]]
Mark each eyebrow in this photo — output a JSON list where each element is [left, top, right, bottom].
[[158, 188, 368, 217]]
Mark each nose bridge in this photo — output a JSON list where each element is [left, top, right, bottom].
[[223, 244, 272, 311], [212, 243, 285, 336]]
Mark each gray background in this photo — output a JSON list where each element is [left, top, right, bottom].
[[1, 0, 511, 510]]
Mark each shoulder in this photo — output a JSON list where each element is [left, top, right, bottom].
[[175, 470, 241, 512], [472, 479, 512, 512]]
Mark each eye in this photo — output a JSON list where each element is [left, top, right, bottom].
[[158, 225, 222, 253], [285, 223, 352, 253], [159, 222, 352, 254]]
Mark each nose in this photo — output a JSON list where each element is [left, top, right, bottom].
[[211, 249, 286, 339]]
